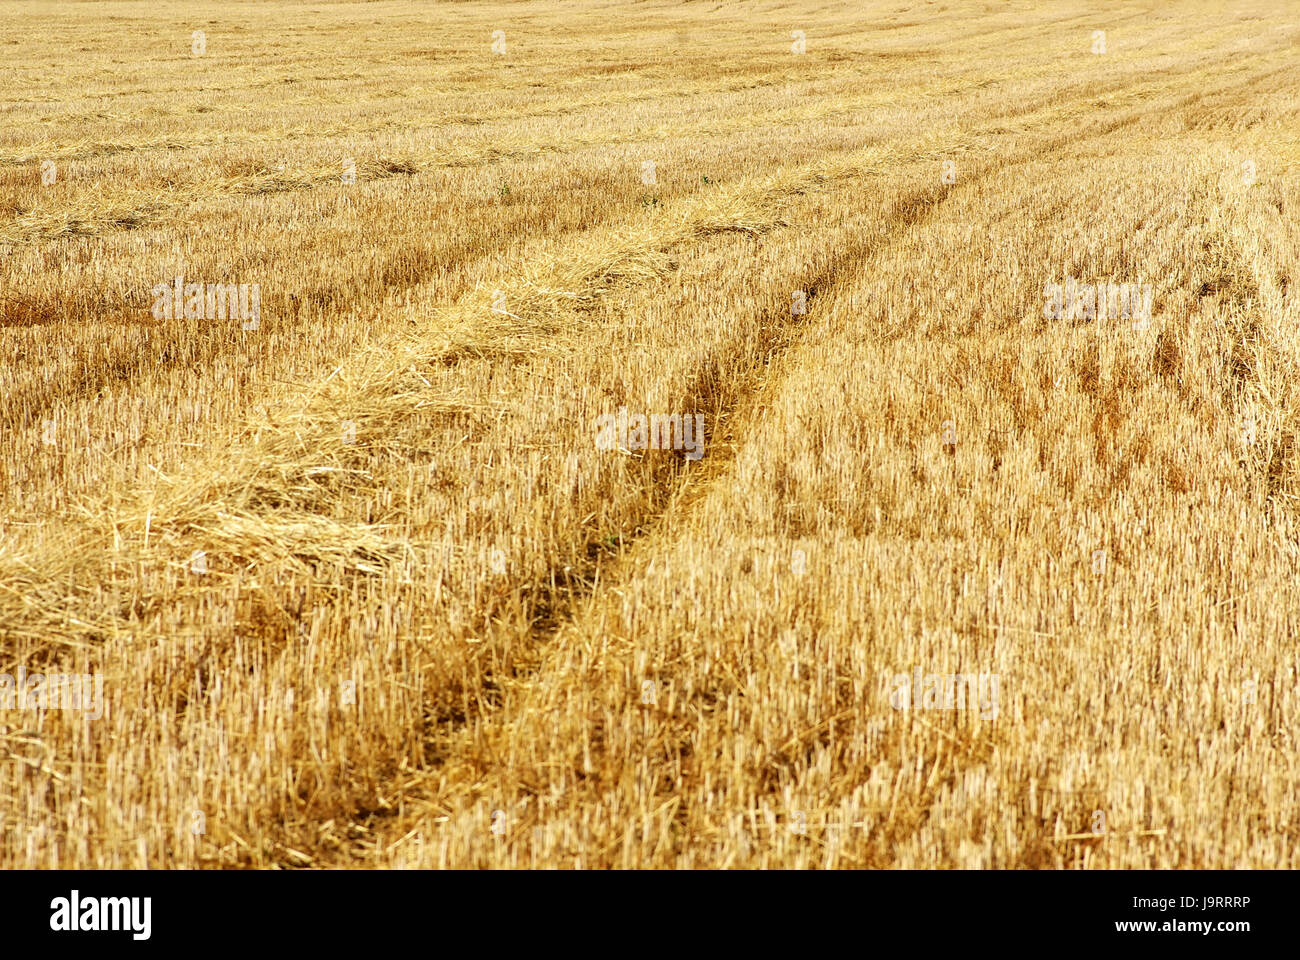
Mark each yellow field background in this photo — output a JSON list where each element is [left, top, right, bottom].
[[2, 0, 1299, 868]]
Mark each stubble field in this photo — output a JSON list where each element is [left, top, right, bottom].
[[2, 0, 1299, 868]]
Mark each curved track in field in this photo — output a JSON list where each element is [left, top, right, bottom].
[[2, 0, 1298, 868]]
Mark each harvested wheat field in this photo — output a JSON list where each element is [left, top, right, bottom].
[[1, 0, 1298, 871]]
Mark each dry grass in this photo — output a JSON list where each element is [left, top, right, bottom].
[[2, 0, 1299, 868]]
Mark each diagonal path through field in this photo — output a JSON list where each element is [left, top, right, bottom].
[[320, 58, 1300, 867], [3, 0, 1298, 869], [379, 100, 1300, 869]]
